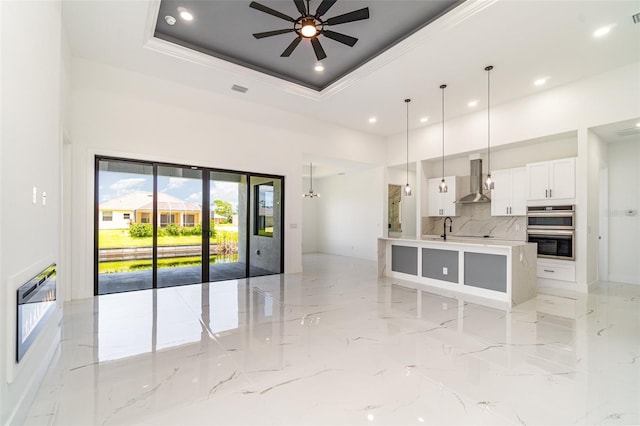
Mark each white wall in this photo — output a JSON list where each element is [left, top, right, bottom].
[[0, 1, 64, 423], [386, 62, 640, 165], [586, 130, 608, 286], [69, 59, 386, 299], [313, 167, 384, 261], [422, 133, 578, 179], [608, 139, 640, 284]]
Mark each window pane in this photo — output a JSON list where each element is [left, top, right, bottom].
[[157, 166, 203, 288], [97, 159, 153, 294], [255, 184, 274, 237]]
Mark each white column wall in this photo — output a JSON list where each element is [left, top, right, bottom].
[[69, 59, 386, 300], [0, 1, 65, 424], [586, 130, 609, 287]]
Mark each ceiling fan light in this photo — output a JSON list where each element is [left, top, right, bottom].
[[301, 19, 318, 37]]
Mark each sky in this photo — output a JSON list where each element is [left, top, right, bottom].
[[99, 171, 240, 210]]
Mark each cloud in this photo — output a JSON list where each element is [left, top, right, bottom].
[[161, 177, 189, 192], [187, 191, 202, 203], [109, 178, 147, 196], [210, 181, 239, 210]]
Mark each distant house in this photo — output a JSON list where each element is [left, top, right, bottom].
[[99, 192, 202, 230]]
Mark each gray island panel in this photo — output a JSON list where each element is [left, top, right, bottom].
[[464, 252, 507, 292], [422, 248, 459, 283], [391, 245, 418, 275]]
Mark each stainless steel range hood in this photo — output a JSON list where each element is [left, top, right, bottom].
[[456, 159, 491, 204]]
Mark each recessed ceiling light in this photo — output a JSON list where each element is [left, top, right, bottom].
[[164, 15, 176, 25], [467, 100, 478, 108], [368, 117, 377, 124], [314, 63, 324, 72], [636, 122, 640, 128], [534, 77, 548, 86], [420, 117, 429, 123], [593, 25, 613, 38], [177, 7, 194, 21]]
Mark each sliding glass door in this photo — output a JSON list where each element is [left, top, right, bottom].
[[96, 159, 154, 294], [156, 165, 204, 288], [209, 171, 247, 281], [95, 157, 284, 295]]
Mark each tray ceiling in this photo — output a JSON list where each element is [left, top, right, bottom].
[[154, 0, 464, 91]]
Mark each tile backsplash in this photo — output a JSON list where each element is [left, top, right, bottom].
[[422, 202, 526, 241]]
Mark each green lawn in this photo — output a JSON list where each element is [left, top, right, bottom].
[[99, 226, 238, 248]]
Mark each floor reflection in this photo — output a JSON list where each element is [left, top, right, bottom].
[[25, 255, 640, 426]]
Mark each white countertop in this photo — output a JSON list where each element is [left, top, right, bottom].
[[379, 235, 532, 248]]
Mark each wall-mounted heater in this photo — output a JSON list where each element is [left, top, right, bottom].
[[16, 264, 57, 362]]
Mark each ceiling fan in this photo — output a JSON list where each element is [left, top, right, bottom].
[[249, 0, 370, 61]]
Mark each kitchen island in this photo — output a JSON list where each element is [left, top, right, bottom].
[[378, 236, 537, 309]]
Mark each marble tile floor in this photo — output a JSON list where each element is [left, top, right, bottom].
[[24, 254, 640, 425]]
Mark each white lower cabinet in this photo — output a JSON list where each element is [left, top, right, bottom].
[[537, 259, 576, 282]]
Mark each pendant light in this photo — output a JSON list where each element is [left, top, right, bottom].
[[303, 162, 319, 198], [483, 65, 495, 190], [404, 98, 412, 196], [438, 84, 448, 193]]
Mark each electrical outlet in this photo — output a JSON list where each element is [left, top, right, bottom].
[[32, 186, 37, 204], [442, 303, 448, 310], [442, 267, 448, 275], [515, 224, 520, 231]]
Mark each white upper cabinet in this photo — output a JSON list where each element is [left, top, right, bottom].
[[527, 158, 576, 202], [427, 176, 459, 217], [491, 167, 526, 216]]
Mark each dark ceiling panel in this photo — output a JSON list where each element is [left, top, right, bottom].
[[154, 0, 464, 91]]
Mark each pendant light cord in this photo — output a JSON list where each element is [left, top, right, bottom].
[[310, 162, 313, 192], [486, 66, 492, 174], [405, 99, 410, 185], [441, 84, 446, 180]]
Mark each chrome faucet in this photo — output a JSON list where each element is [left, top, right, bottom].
[[442, 217, 453, 240]]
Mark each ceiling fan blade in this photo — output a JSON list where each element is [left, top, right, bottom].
[[322, 29, 358, 47], [281, 37, 302, 57], [249, 1, 295, 22], [311, 38, 327, 61], [315, 0, 337, 17], [253, 28, 295, 39], [293, 0, 307, 15], [325, 7, 370, 26]]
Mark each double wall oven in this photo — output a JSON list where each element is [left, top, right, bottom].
[[527, 205, 575, 260]]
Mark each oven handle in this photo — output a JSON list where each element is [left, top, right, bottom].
[[527, 229, 575, 236], [527, 211, 575, 217]]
